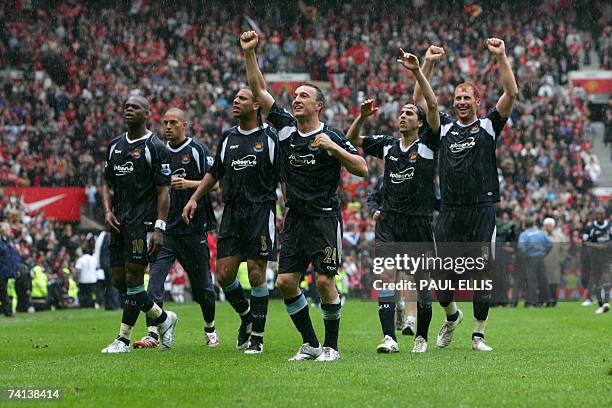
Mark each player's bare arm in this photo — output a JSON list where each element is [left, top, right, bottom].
[[149, 185, 170, 256], [346, 99, 378, 148], [488, 38, 518, 118], [398, 50, 440, 134], [413, 45, 444, 111], [241, 31, 275, 116], [182, 172, 218, 224], [102, 182, 120, 233], [312, 133, 367, 177]]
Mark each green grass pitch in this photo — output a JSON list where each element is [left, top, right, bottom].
[[1, 300, 610, 407]]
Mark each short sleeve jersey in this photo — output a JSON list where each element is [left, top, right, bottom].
[[104, 131, 170, 227], [267, 102, 358, 216], [362, 125, 438, 216], [166, 137, 216, 235], [208, 124, 278, 204], [438, 109, 507, 208]]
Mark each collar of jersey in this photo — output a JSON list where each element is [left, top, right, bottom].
[[125, 130, 152, 144], [297, 122, 324, 137], [167, 137, 192, 152], [238, 124, 268, 135], [594, 220, 609, 228], [455, 118, 479, 128], [399, 138, 419, 153]]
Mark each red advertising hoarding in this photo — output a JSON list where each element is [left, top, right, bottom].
[[1, 187, 86, 221]]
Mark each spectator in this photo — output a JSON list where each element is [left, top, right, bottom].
[[30, 264, 49, 311], [518, 218, 554, 307], [0, 222, 21, 316], [543, 217, 568, 307], [74, 247, 98, 308]]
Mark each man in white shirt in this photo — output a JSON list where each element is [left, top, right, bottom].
[[75, 250, 98, 308]]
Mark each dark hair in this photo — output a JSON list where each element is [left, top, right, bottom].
[[415, 105, 426, 123], [301, 83, 326, 108]]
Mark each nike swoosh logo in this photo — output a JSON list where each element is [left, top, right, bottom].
[[24, 194, 67, 212]]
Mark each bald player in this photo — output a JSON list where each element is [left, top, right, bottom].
[[133, 107, 219, 349], [101, 95, 178, 353]]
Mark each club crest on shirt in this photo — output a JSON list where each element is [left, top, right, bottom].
[[308, 141, 319, 152], [130, 149, 141, 159], [181, 153, 190, 164], [254, 142, 264, 152], [409, 152, 417, 163], [470, 125, 479, 134]]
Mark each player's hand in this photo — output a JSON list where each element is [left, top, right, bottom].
[[397, 49, 420, 72], [487, 38, 506, 56], [240, 31, 259, 51], [171, 175, 188, 190], [148, 229, 163, 256], [182, 199, 197, 225], [360, 99, 378, 118], [312, 133, 337, 152], [373, 210, 381, 221], [425, 45, 445, 62], [104, 210, 120, 233]]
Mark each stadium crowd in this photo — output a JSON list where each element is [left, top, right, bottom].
[[0, 0, 610, 313]]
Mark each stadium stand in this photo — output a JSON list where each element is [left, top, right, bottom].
[[0, 0, 610, 309]]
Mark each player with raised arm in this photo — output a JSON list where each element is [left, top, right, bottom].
[[241, 30, 367, 361], [182, 88, 278, 354], [101, 95, 177, 353], [415, 39, 518, 352], [347, 50, 441, 353], [132, 108, 218, 349]]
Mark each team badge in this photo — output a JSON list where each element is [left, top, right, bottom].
[[308, 140, 319, 151], [181, 154, 190, 164], [409, 152, 417, 163], [130, 149, 141, 159], [254, 142, 264, 152], [470, 126, 479, 134]]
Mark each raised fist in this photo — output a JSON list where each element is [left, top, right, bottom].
[[487, 38, 506, 56], [425, 45, 445, 62], [240, 31, 259, 51]]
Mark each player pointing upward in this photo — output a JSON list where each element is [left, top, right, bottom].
[[241, 30, 367, 361], [347, 50, 441, 353]]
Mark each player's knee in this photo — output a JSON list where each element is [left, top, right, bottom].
[[276, 274, 298, 292], [315, 274, 336, 293], [247, 261, 266, 287], [216, 273, 232, 288], [248, 274, 265, 288], [216, 261, 238, 287]]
